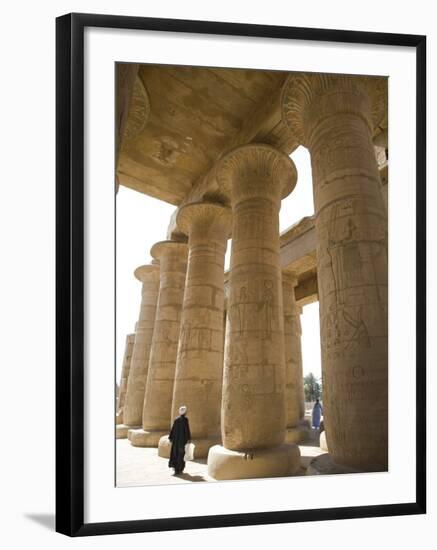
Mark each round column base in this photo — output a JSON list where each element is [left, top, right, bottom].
[[116, 424, 140, 439], [285, 426, 309, 444], [319, 431, 329, 451], [300, 418, 312, 430], [207, 443, 301, 480], [158, 435, 221, 459], [306, 453, 358, 476], [128, 428, 167, 447]]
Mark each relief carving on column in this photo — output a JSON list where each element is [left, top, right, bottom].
[[177, 201, 232, 242], [281, 73, 388, 471], [215, 143, 297, 204], [215, 143, 298, 452], [281, 73, 387, 147]]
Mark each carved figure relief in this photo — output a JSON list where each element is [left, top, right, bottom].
[[325, 201, 363, 306], [237, 286, 248, 334], [342, 306, 371, 350], [258, 280, 274, 339], [152, 136, 190, 165]]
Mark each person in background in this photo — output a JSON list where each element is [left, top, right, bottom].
[[312, 398, 323, 430], [168, 405, 191, 475]]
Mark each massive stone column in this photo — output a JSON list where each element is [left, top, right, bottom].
[[158, 202, 231, 459], [282, 271, 306, 443], [117, 264, 160, 439], [282, 74, 388, 472], [207, 143, 301, 480], [129, 240, 188, 446], [116, 333, 135, 425], [297, 306, 306, 421]]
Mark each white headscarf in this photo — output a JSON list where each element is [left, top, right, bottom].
[[179, 405, 187, 415]]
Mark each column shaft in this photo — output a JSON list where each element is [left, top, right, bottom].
[[116, 333, 135, 424], [122, 265, 160, 428], [297, 306, 305, 420], [207, 144, 301, 481], [283, 75, 388, 471], [167, 203, 231, 457], [134, 241, 188, 446], [225, 186, 285, 449], [282, 272, 303, 430]]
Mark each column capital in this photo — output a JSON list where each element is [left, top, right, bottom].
[[281, 73, 387, 146], [150, 239, 188, 261], [215, 143, 297, 203], [176, 201, 232, 239], [134, 263, 159, 283], [282, 270, 298, 288]]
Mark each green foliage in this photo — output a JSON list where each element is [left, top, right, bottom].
[[304, 372, 322, 402]]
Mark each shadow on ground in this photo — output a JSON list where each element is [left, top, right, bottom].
[[175, 472, 207, 482], [25, 513, 55, 531]]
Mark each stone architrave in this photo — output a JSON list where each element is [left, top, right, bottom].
[[117, 264, 160, 439], [129, 240, 188, 447], [282, 74, 388, 471], [158, 202, 231, 459], [207, 143, 301, 480], [116, 333, 135, 425], [282, 272, 306, 444]]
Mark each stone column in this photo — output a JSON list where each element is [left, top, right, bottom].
[[158, 202, 231, 459], [207, 143, 301, 480], [117, 264, 160, 439], [129, 240, 188, 446], [116, 333, 135, 425], [282, 272, 306, 443], [297, 306, 306, 421], [282, 74, 388, 472]]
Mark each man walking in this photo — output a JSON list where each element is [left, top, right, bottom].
[[168, 405, 191, 475]]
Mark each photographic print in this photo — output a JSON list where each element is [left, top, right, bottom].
[[56, 13, 425, 535], [114, 64, 388, 486]]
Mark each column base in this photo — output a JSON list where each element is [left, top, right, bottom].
[[207, 443, 301, 481], [158, 435, 221, 459], [116, 424, 140, 439], [319, 431, 329, 451], [300, 417, 312, 430], [306, 453, 358, 476], [128, 428, 167, 447], [285, 426, 309, 444]]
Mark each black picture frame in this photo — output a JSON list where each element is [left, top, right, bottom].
[[56, 12, 426, 537]]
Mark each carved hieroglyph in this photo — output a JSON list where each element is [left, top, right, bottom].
[[207, 144, 301, 480], [116, 333, 135, 423], [218, 144, 296, 450], [282, 74, 388, 471], [122, 264, 160, 428], [282, 272, 304, 429], [164, 202, 231, 457], [123, 75, 150, 141], [132, 241, 188, 446]]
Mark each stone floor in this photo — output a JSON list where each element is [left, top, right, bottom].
[[116, 431, 325, 487]]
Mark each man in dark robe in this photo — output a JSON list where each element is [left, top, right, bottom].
[[168, 405, 191, 475]]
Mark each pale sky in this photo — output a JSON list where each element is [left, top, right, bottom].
[[116, 145, 321, 380]]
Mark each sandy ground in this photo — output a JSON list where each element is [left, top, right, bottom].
[[116, 433, 325, 488]]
